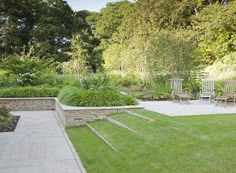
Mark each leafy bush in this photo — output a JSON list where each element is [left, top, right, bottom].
[[35, 74, 81, 87], [58, 86, 137, 107], [0, 106, 10, 117], [0, 86, 60, 97], [206, 52, 236, 80], [0, 75, 17, 88], [0, 55, 55, 86], [215, 81, 224, 96], [109, 73, 142, 87], [80, 73, 113, 90], [0, 106, 13, 130], [146, 32, 198, 75], [192, 2, 236, 64], [136, 75, 171, 100], [17, 72, 37, 86], [183, 77, 200, 96], [120, 74, 141, 87]]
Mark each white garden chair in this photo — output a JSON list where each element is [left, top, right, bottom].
[[200, 79, 215, 103]]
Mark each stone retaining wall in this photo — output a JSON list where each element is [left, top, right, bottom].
[[0, 97, 143, 126], [0, 98, 55, 111], [55, 99, 143, 127]]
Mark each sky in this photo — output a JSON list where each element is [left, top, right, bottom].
[[66, 0, 135, 12]]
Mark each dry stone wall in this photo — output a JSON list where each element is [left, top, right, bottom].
[[0, 98, 143, 126], [0, 98, 55, 111]]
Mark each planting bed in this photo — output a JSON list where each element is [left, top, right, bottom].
[[0, 116, 20, 132]]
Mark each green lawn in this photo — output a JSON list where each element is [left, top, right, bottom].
[[66, 109, 236, 173]]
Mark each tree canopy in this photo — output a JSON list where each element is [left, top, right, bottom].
[[0, 0, 235, 77]]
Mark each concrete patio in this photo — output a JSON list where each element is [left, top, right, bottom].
[[139, 100, 236, 116], [0, 111, 86, 173]]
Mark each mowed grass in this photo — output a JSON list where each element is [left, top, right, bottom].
[[66, 109, 236, 173]]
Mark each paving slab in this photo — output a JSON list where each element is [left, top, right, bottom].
[[139, 100, 236, 116], [0, 111, 86, 173]]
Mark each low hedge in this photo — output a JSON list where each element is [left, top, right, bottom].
[[0, 86, 60, 97], [58, 86, 137, 107]]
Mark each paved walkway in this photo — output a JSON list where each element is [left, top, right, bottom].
[[140, 100, 236, 116], [0, 111, 86, 173]]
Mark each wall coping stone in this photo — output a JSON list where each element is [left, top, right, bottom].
[[55, 98, 143, 111], [0, 97, 143, 111], [0, 97, 55, 100]]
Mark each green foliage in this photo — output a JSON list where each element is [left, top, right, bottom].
[[103, 38, 145, 74], [0, 86, 59, 97], [109, 73, 142, 87], [0, 55, 54, 86], [147, 32, 198, 75], [63, 34, 88, 75], [206, 52, 236, 80], [1, 0, 236, 102], [31, 0, 73, 61], [58, 86, 137, 107], [0, 106, 13, 130], [192, 1, 236, 64], [214, 80, 224, 96], [72, 11, 103, 73], [1, 55, 47, 75], [0, 0, 40, 56], [0, 0, 73, 61], [0, 75, 17, 88], [34, 73, 81, 87], [183, 77, 201, 95], [0, 106, 10, 117], [80, 74, 112, 90], [137, 75, 171, 100], [95, 1, 133, 39]]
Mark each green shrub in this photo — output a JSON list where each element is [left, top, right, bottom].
[[0, 106, 10, 117], [135, 74, 171, 100], [35, 74, 81, 87], [0, 106, 13, 130], [215, 81, 224, 96], [206, 52, 236, 80], [58, 86, 137, 107], [0, 55, 56, 86], [0, 75, 17, 88], [110, 73, 142, 87], [137, 85, 171, 100], [0, 86, 60, 97], [80, 73, 113, 90], [183, 78, 200, 95]]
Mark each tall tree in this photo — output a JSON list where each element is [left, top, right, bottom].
[[72, 10, 103, 73], [94, 1, 133, 39], [0, 0, 40, 56], [192, 0, 236, 64], [32, 0, 73, 62], [63, 34, 88, 75]]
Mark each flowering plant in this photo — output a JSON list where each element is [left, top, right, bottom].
[[17, 72, 36, 86]]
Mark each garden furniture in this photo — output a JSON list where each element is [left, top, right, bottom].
[[215, 80, 236, 107], [199, 79, 215, 103], [170, 78, 190, 104]]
